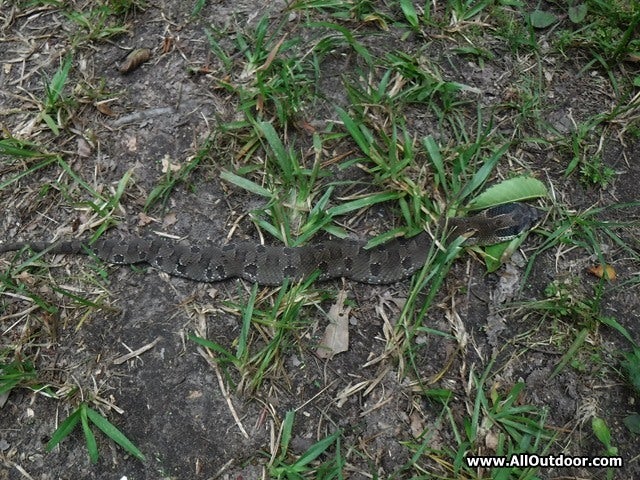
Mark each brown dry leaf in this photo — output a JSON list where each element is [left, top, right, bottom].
[[316, 290, 350, 359], [256, 34, 286, 72], [95, 100, 116, 116], [162, 36, 174, 54], [124, 134, 137, 152], [485, 430, 499, 452], [76, 137, 92, 158], [588, 264, 617, 281], [137, 212, 156, 227], [161, 154, 182, 173], [409, 411, 424, 438], [162, 212, 178, 228], [119, 48, 152, 74], [187, 390, 203, 400]]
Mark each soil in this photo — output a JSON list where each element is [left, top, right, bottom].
[[1, 1, 639, 479]]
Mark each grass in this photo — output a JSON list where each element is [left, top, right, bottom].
[[46, 402, 145, 463], [1, 0, 639, 477], [268, 410, 343, 479]]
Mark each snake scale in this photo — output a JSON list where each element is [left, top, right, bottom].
[[0, 203, 542, 285]]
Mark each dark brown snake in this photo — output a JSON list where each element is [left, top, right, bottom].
[[0, 203, 542, 285]]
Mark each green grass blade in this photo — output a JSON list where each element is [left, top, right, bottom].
[[0, 155, 59, 190], [257, 121, 293, 180], [327, 191, 402, 217], [599, 316, 638, 347], [400, 0, 419, 28], [0, 138, 50, 157], [85, 406, 145, 461], [336, 107, 375, 159], [80, 405, 99, 463], [457, 143, 508, 201], [56, 156, 108, 206], [0, 361, 37, 395], [308, 21, 372, 64], [550, 328, 590, 379], [279, 410, 295, 457], [423, 136, 449, 194], [220, 170, 274, 198], [45, 54, 73, 107], [46, 408, 82, 452], [292, 429, 340, 469], [39, 112, 60, 136], [189, 335, 239, 364]]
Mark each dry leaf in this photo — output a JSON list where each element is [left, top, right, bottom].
[[256, 35, 286, 72], [162, 212, 178, 228], [119, 48, 152, 74], [76, 137, 92, 157], [137, 212, 156, 227], [124, 135, 138, 152], [162, 36, 174, 54], [588, 264, 617, 281], [161, 154, 181, 173], [316, 290, 350, 359], [409, 411, 424, 438], [95, 100, 116, 116], [485, 430, 499, 451]]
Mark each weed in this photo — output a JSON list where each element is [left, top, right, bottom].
[[621, 346, 640, 396], [578, 154, 615, 188], [268, 410, 343, 480], [63, 4, 130, 45], [209, 15, 317, 124], [591, 417, 620, 479], [192, 276, 321, 392], [145, 136, 214, 211], [47, 402, 145, 463], [0, 361, 39, 397], [403, 368, 553, 478], [38, 55, 74, 135]]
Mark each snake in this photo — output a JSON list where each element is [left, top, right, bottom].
[[0, 202, 542, 285]]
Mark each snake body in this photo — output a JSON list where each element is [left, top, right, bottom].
[[0, 203, 541, 285]]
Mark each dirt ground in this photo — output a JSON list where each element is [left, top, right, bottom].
[[1, 1, 639, 479]]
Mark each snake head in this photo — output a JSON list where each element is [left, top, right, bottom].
[[485, 202, 544, 240], [457, 202, 544, 246]]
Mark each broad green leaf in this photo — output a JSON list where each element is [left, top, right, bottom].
[[592, 417, 611, 447], [468, 177, 547, 210], [528, 10, 557, 29], [400, 0, 419, 28], [623, 414, 640, 434], [568, 4, 587, 24]]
